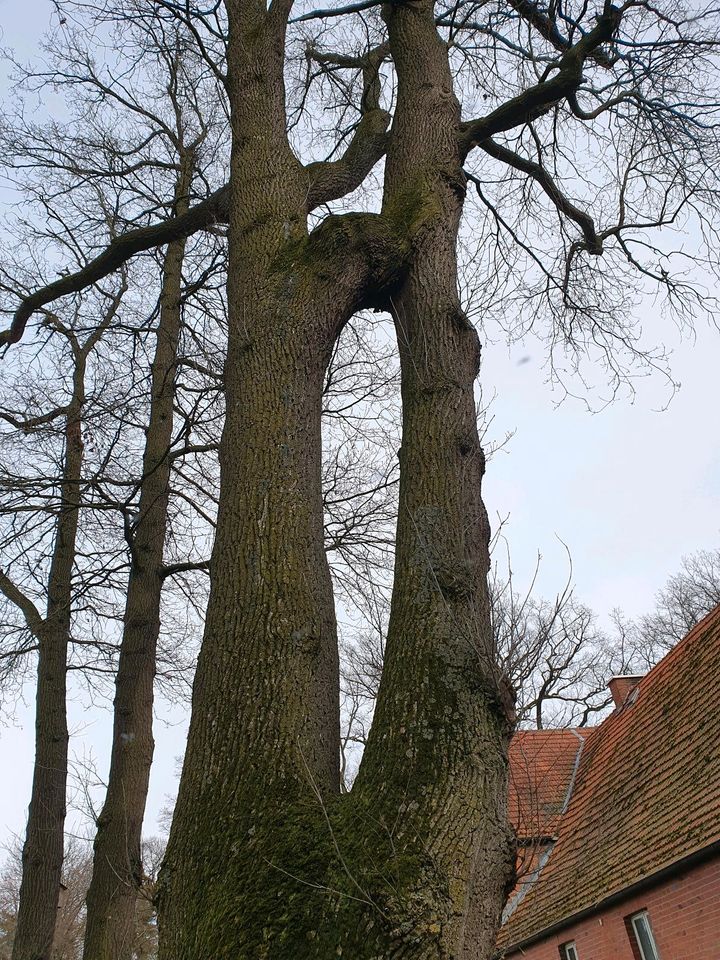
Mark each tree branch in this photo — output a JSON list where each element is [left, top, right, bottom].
[[168, 442, 219, 461], [459, 3, 622, 158], [304, 43, 391, 210], [289, 0, 380, 24], [479, 138, 603, 253], [161, 560, 210, 580], [0, 406, 70, 432], [1, 185, 229, 349], [506, 0, 615, 69], [0, 569, 45, 638], [306, 109, 391, 210]]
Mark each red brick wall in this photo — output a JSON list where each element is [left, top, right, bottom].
[[503, 855, 720, 960]]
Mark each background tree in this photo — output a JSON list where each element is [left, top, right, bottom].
[[0, 274, 126, 960], [0, 834, 163, 960], [635, 548, 720, 652], [75, 22, 219, 957], [0, 838, 91, 960], [0, 10, 225, 955]]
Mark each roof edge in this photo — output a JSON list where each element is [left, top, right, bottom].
[[499, 836, 720, 957], [504, 731, 590, 924], [560, 729, 588, 814]]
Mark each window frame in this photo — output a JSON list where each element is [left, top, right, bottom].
[[559, 942, 579, 960], [629, 910, 661, 960]]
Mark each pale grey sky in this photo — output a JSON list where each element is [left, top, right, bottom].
[[0, 0, 718, 850], [0, 0, 190, 849]]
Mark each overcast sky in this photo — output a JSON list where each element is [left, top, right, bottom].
[[1, 0, 718, 850]]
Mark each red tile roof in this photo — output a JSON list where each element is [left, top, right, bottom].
[[500, 603, 720, 954], [505, 728, 594, 916], [508, 728, 593, 843]]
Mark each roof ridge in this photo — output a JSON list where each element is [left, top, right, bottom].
[[630, 601, 720, 696], [559, 729, 589, 815]]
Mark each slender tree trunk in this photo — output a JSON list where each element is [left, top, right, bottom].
[[12, 356, 86, 960], [82, 159, 193, 960]]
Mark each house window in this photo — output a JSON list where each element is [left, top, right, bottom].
[[559, 943, 579, 960], [629, 910, 661, 960]]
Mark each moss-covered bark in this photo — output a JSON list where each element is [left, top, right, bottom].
[[157, 1, 512, 957]]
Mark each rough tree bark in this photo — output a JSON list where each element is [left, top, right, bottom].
[[82, 155, 193, 960], [349, 1, 515, 955], [156, 1, 512, 958], [8, 299, 124, 960]]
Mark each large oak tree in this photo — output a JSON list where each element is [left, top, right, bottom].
[[3, 0, 719, 957]]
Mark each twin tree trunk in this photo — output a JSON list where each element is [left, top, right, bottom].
[[158, 0, 513, 958], [82, 159, 193, 960]]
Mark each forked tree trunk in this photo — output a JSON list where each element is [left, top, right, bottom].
[[157, 0, 512, 956], [12, 352, 86, 960], [82, 159, 193, 960]]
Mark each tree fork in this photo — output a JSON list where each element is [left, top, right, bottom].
[[157, 0, 515, 955]]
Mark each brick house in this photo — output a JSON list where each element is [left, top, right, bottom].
[[497, 605, 720, 960]]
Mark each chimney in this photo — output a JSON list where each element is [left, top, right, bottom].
[[608, 675, 644, 709]]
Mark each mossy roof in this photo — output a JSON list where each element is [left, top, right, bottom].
[[499, 603, 720, 953]]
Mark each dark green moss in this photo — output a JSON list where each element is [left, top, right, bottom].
[[383, 177, 443, 236], [167, 788, 452, 959]]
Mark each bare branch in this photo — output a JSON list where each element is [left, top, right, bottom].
[[161, 560, 211, 579], [0, 570, 44, 638], [1, 186, 229, 349], [480, 137, 603, 253], [306, 109, 391, 209], [289, 0, 381, 24], [0, 406, 70, 433], [304, 42, 391, 208], [506, 0, 615, 68], [459, 4, 623, 157]]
